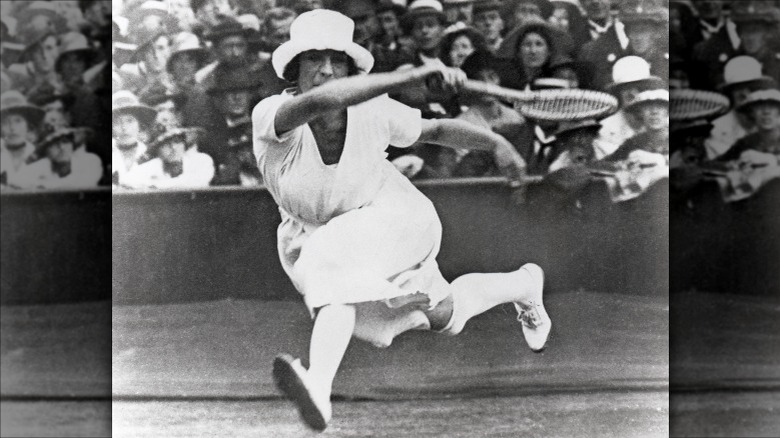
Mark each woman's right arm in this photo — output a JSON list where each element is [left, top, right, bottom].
[[274, 64, 466, 135]]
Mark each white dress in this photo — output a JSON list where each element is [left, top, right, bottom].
[[252, 91, 450, 318]]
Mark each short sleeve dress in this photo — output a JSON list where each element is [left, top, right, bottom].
[[252, 91, 451, 319]]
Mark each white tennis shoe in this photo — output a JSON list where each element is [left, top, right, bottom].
[[513, 263, 551, 352], [272, 354, 332, 431]]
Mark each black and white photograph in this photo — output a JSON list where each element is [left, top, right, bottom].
[[0, 0, 777, 437]]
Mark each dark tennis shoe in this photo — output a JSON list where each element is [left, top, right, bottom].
[[513, 263, 551, 352], [272, 354, 332, 431]]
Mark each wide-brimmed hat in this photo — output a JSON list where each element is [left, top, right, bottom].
[[27, 86, 75, 109], [554, 119, 601, 137], [730, 1, 780, 26], [15, 1, 68, 37], [619, 4, 669, 27], [148, 127, 204, 152], [737, 89, 780, 112], [112, 91, 157, 126], [55, 32, 97, 73], [166, 32, 208, 72], [606, 56, 666, 92], [272, 9, 375, 80], [203, 19, 257, 43], [37, 127, 76, 151], [670, 89, 731, 122], [625, 89, 669, 112], [207, 75, 264, 96], [0, 91, 45, 125], [473, 0, 503, 15], [718, 56, 777, 91], [127, 1, 169, 24], [401, 0, 447, 33], [502, 0, 555, 20]]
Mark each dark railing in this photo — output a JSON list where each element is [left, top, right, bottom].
[[1, 178, 679, 305]]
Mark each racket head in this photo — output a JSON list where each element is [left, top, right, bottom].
[[515, 89, 620, 122]]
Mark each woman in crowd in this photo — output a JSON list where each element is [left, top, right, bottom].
[[439, 23, 487, 68], [256, 10, 549, 431]]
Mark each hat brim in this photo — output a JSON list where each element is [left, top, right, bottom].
[[113, 106, 157, 127], [16, 8, 67, 32], [400, 9, 446, 33], [0, 106, 45, 126], [272, 38, 375, 80], [166, 48, 208, 72], [717, 76, 777, 92], [606, 76, 666, 93], [737, 97, 780, 112], [625, 97, 669, 112], [55, 48, 96, 72]]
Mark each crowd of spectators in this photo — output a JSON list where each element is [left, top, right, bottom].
[[17, 0, 774, 200], [669, 0, 780, 204], [1, 0, 110, 189]]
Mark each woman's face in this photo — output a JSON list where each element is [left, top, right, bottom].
[[639, 102, 669, 132], [449, 35, 475, 68], [158, 139, 186, 164], [32, 35, 60, 73], [378, 10, 401, 39], [738, 24, 769, 56], [1, 114, 30, 145], [113, 113, 141, 147], [46, 138, 74, 163], [626, 23, 656, 55], [297, 50, 351, 93], [751, 102, 780, 131], [143, 35, 171, 72], [411, 15, 444, 51], [519, 32, 550, 69], [549, 7, 570, 31]]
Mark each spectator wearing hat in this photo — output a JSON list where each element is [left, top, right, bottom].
[[605, 88, 669, 162], [257, 7, 297, 53], [16, 127, 102, 189], [121, 31, 174, 97], [140, 86, 187, 133], [333, 0, 414, 73], [472, 0, 505, 53], [14, 1, 69, 43], [1, 15, 25, 68], [394, 1, 461, 117], [123, 127, 215, 189], [190, 0, 238, 32], [376, 0, 411, 52], [8, 31, 62, 96], [497, 21, 561, 90], [501, 0, 554, 31], [28, 87, 75, 133], [705, 56, 775, 159], [79, 0, 112, 31], [717, 89, 780, 168], [196, 19, 265, 92], [549, 0, 591, 51], [619, 3, 669, 80], [111, 91, 156, 187], [597, 56, 666, 158], [442, 0, 474, 25], [203, 76, 262, 181], [127, 1, 169, 45], [440, 23, 487, 68], [0, 91, 44, 188], [690, 1, 780, 90]]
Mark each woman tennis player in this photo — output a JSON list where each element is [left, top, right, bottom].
[[254, 10, 551, 431]]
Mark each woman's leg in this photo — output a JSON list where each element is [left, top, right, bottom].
[[307, 303, 356, 397], [426, 264, 550, 350]]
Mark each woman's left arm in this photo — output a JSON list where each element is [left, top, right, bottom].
[[419, 118, 527, 177]]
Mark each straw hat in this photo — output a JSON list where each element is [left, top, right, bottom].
[[37, 127, 76, 151], [606, 56, 666, 92], [55, 32, 96, 73], [128, 1, 169, 23], [272, 9, 375, 80], [401, 0, 446, 33], [15, 1, 68, 36], [670, 89, 731, 122], [737, 89, 780, 112], [148, 127, 204, 152], [625, 89, 669, 112], [166, 32, 208, 72], [718, 56, 776, 91], [112, 91, 157, 126], [0, 91, 45, 126]]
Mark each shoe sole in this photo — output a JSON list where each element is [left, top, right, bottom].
[[272, 354, 328, 432]]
